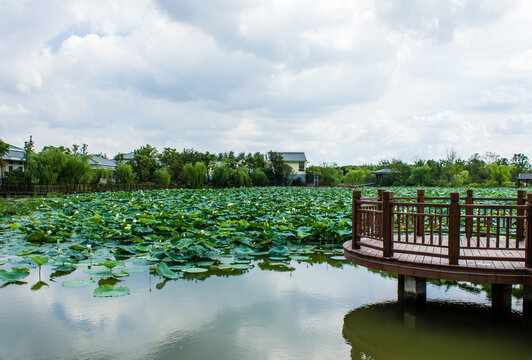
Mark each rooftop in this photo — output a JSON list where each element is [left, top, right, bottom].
[[1, 144, 24, 161], [280, 152, 307, 162]]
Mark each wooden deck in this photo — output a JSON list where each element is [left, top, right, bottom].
[[344, 237, 532, 285], [345, 189, 532, 286]]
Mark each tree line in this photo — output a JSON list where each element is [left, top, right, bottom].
[[309, 150, 530, 187], [2, 137, 530, 188], [0, 138, 295, 188]]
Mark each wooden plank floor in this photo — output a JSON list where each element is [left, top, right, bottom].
[[358, 235, 526, 271]]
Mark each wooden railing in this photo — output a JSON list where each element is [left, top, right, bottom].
[[0, 184, 180, 196], [352, 189, 532, 267]]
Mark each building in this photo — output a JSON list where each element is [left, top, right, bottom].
[[517, 173, 532, 187], [88, 155, 116, 171], [280, 152, 307, 183], [1, 144, 25, 181]]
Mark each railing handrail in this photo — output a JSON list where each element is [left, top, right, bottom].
[[352, 189, 532, 268]]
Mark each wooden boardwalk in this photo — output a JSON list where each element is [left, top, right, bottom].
[[344, 189, 532, 285]]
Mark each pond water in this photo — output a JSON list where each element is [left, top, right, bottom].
[[0, 259, 530, 360]]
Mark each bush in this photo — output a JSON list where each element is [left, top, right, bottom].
[[154, 167, 171, 186], [183, 162, 206, 188], [212, 164, 233, 188], [233, 167, 252, 187], [291, 177, 304, 186], [116, 163, 135, 184], [250, 169, 269, 186], [2, 168, 28, 185]]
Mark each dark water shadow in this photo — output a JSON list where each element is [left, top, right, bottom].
[[343, 301, 532, 360]]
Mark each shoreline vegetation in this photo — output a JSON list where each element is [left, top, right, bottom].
[[1, 138, 531, 189]]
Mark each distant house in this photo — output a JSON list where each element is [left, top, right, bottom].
[[1, 144, 25, 180], [517, 173, 532, 187], [122, 152, 135, 162], [89, 155, 116, 171], [280, 152, 307, 183]]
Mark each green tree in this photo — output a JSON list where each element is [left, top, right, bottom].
[[487, 163, 512, 185], [233, 166, 252, 187], [451, 170, 469, 187], [25, 147, 68, 184], [510, 153, 530, 181], [154, 167, 171, 186], [183, 162, 206, 188], [406, 165, 432, 186], [159, 148, 185, 184], [320, 164, 343, 185], [116, 163, 135, 184], [130, 144, 158, 182], [212, 163, 233, 188], [266, 151, 293, 185], [3, 168, 28, 185], [343, 169, 369, 185], [0, 139, 8, 178], [250, 169, 269, 186], [91, 168, 113, 184], [465, 154, 490, 184], [60, 155, 92, 185], [23, 135, 35, 159]]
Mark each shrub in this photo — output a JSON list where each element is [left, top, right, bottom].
[[116, 163, 135, 184], [154, 167, 171, 186], [183, 162, 206, 188], [250, 169, 269, 186], [233, 167, 252, 187], [212, 164, 233, 188]]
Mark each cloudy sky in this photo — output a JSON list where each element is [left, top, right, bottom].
[[1, 0, 531, 165]]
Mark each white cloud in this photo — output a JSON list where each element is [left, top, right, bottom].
[[0, 0, 531, 164]]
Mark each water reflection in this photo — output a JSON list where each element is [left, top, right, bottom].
[[0, 255, 527, 360], [343, 301, 532, 360]]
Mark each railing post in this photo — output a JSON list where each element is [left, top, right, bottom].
[[517, 189, 526, 243], [448, 192, 460, 265], [415, 189, 425, 237], [382, 191, 394, 258], [352, 189, 362, 250], [465, 189, 473, 240], [526, 193, 532, 268]]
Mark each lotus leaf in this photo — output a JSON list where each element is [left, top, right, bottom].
[[156, 263, 181, 279], [93, 284, 130, 297], [0, 269, 30, 282]]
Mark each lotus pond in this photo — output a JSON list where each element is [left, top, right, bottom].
[[1, 187, 530, 359]]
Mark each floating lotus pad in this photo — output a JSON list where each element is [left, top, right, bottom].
[[0, 268, 30, 282], [330, 256, 347, 261], [93, 284, 130, 297]]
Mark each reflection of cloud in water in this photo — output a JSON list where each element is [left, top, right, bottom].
[[0, 262, 501, 360]]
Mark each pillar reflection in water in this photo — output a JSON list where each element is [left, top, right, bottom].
[[342, 301, 531, 360]]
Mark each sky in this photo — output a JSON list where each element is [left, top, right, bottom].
[[1, 0, 532, 166]]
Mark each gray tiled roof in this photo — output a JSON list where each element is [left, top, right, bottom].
[[518, 173, 532, 180], [370, 168, 398, 174], [1, 144, 24, 161], [280, 152, 307, 162], [89, 155, 116, 170]]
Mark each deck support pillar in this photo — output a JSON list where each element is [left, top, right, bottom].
[[523, 285, 532, 317], [491, 284, 512, 313], [398, 275, 426, 305]]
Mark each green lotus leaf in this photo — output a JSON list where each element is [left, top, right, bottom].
[[0, 268, 30, 282], [30, 255, 49, 266], [330, 256, 347, 261], [93, 284, 130, 297], [156, 262, 181, 279]]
